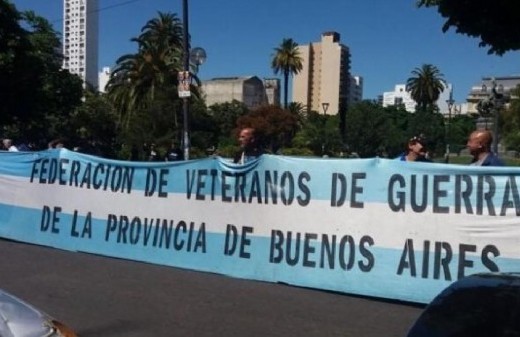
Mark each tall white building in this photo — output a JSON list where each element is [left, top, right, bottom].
[[382, 85, 417, 112], [62, 0, 99, 88], [382, 83, 453, 114], [98, 67, 110, 93]]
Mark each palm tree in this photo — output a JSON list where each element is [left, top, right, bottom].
[[406, 64, 447, 111], [287, 102, 307, 129], [106, 12, 184, 131], [271, 38, 303, 109]]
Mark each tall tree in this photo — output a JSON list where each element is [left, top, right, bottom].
[[0, 1, 83, 142], [406, 64, 447, 111], [236, 105, 299, 153], [271, 38, 303, 109], [417, 0, 519, 55], [501, 85, 520, 151], [207, 100, 249, 146], [345, 102, 403, 157], [68, 90, 118, 157], [106, 12, 184, 139]]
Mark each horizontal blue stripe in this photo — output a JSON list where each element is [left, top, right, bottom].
[[1, 203, 518, 304], [2, 150, 520, 207]]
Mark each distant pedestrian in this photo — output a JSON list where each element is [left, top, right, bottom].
[[48, 138, 66, 149], [165, 140, 184, 161], [2, 139, 19, 152], [466, 130, 504, 166], [147, 143, 160, 161]]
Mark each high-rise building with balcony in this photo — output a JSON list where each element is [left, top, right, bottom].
[[292, 31, 352, 116], [62, 0, 99, 88]]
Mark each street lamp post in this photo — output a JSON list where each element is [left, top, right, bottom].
[[182, 0, 190, 160], [180, 1, 206, 161], [445, 96, 454, 163], [322, 102, 329, 115], [491, 80, 503, 154], [321, 102, 329, 156]]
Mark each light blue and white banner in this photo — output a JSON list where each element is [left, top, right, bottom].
[[1, 149, 519, 304]]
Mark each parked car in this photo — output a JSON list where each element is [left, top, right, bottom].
[[0, 288, 77, 337], [407, 272, 520, 337]]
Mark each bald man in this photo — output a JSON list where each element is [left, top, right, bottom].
[[466, 130, 504, 166], [233, 127, 263, 164]]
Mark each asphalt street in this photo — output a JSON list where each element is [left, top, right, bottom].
[[0, 238, 424, 337]]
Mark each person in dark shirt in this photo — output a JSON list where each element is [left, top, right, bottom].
[[165, 140, 184, 161], [467, 130, 504, 166], [233, 127, 263, 164]]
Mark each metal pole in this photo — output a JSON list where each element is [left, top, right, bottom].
[[182, 0, 190, 160], [321, 103, 329, 156], [491, 80, 500, 154], [492, 103, 499, 154], [445, 96, 453, 163]]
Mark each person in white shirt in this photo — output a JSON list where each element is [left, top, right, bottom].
[[2, 139, 18, 152]]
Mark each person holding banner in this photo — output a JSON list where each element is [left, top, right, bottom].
[[467, 130, 504, 166], [396, 135, 431, 162], [233, 127, 263, 164]]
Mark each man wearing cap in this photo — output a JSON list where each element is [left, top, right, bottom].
[[396, 136, 431, 162], [466, 130, 504, 166]]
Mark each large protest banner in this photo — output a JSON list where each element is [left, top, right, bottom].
[[1, 149, 519, 304]]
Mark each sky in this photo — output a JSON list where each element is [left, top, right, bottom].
[[11, 0, 520, 103]]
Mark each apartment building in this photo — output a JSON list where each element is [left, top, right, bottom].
[[292, 31, 352, 115], [62, 0, 99, 88]]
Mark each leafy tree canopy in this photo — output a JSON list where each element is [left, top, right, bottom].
[[236, 105, 299, 153], [418, 0, 519, 55], [0, 0, 83, 143]]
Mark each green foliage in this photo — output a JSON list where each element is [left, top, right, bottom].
[[345, 102, 405, 157], [447, 114, 476, 154], [0, 0, 83, 145], [501, 85, 520, 151], [207, 100, 249, 146], [417, 0, 519, 55], [343, 101, 449, 159], [68, 91, 119, 157], [236, 105, 299, 153], [189, 100, 219, 156], [407, 108, 446, 154], [293, 111, 343, 156], [105, 12, 185, 139]]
